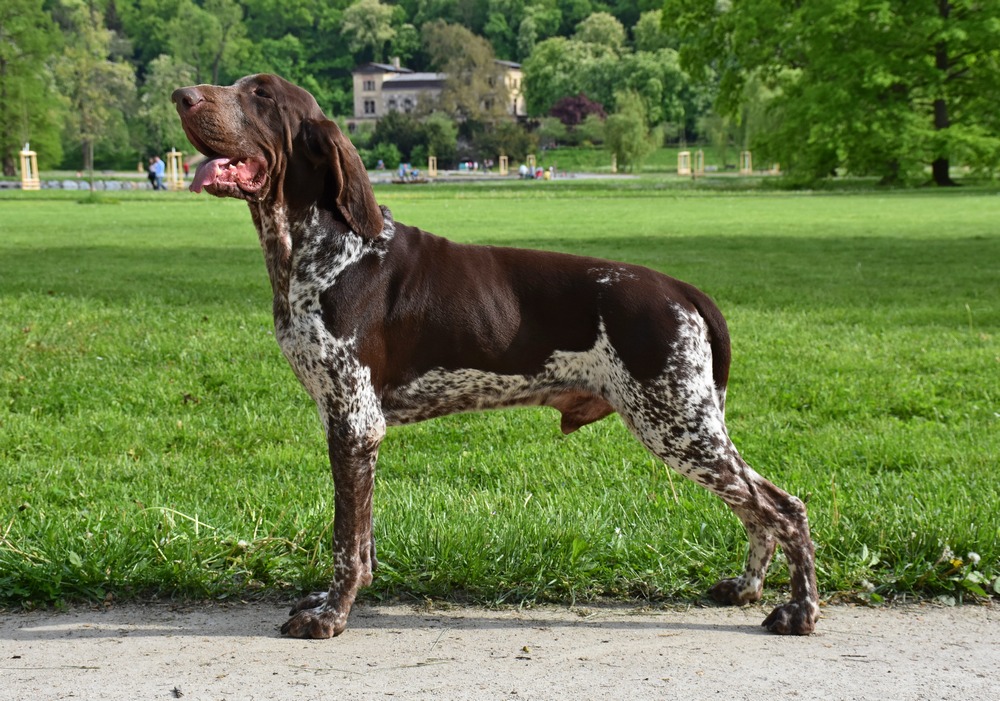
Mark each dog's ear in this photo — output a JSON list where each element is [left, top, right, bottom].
[[302, 118, 383, 239]]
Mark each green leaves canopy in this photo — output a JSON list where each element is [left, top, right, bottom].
[[665, 0, 1000, 183]]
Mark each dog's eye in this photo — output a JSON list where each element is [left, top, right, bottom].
[[253, 87, 272, 99]]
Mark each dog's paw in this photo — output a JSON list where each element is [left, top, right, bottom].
[[707, 577, 761, 606], [761, 601, 819, 635], [280, 607, 346, 639], [287, 591, 329, 616]]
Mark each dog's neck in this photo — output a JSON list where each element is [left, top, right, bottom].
[[249, 202, 294, 301], [248, 202, 395, 325]]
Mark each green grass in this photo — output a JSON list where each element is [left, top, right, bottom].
[[1, 180, 998, 610], [535, 145, 705, 173]]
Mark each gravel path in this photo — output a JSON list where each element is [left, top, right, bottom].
[[2, 601, 997, 700]]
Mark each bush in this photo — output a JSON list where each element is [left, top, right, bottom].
[[549, 93, 607, 127], [471, 121, 538, 163], [577, 114, 606, 146], [373, 111, 425, 161], [536, 118, 569, 148], [422, 112, 458, 167], [369, 142, 402, 170]]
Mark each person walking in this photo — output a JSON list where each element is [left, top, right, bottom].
[[152, 156, 166, 190]]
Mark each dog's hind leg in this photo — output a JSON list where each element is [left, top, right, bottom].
[[609, 308, 818, 634], [624, 395, 819, 634]]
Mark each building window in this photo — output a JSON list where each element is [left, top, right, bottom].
[[363, 80, 375, 91], [364, 99, 376, 115], [403, 97, 414, 113], [387, 98, 398, 111]]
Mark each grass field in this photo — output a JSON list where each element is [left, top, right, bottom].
[[1, 178, 997, 610]]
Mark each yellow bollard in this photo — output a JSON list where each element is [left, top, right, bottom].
[[19, 146, 40, 191], [166, 150, 184, 190], [694, 149, 705, 177], [677, 150, 691, 176]]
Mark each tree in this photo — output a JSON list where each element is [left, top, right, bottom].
[[0, 0, 65, 174], [422, 111, 458, 165], [341, 0, 396, 63], [573, 11, 625, 53], [166, 0, 246, 85], [524, 35, 702, 134], [549, 92, 606, 126], [422, 20, 509, 124], [517, 0, 562, 58], [577, 112, 605, 144], [634, 9, 673, 52], [521, 36, 611, 115], [238, 0, 356, 113], [665, 0, 1000, 184], [556, 0, 592, 35], [472, 118, 537, 162], [536, 116, 567, 147], [117, 0, 184, 70], [51, 0, 136, 172], [604, 89, 657, 171], [483, 0, 525, 60], [373, 109, 425, 160], [136, 54, 194, 155]]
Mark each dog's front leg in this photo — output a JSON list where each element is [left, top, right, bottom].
[[281, 418, 383, 639]]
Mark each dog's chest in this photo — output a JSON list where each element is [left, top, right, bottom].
[[267, 217, 371, 413]]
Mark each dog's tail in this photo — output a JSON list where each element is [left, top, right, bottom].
[[685, 285, 732, 415]]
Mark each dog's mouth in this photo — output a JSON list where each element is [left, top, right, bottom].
[[181, 125, 268, 200], [190, 155, 268, 199]]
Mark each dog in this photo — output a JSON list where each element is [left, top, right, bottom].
[[172, 74, 819, 638]]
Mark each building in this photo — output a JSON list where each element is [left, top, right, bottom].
[[351, 59, 526, 125]]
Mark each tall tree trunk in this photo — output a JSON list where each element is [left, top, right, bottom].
[[933, 0, 958, 186], [82, 138, 94, 172], [931, 97, 954, 186]]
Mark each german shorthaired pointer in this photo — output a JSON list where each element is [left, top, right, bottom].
[[172, 74, 819, 638]]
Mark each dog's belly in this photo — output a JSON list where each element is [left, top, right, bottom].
[[382, 367, 566, 424], [381, 336, 619, 432]]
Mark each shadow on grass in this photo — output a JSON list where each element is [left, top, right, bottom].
[[1, 235, 996, 323]]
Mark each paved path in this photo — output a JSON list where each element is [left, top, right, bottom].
[[1, 601, 997, 700]]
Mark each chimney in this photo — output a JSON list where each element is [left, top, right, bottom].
[[391, 56, 401, 69]]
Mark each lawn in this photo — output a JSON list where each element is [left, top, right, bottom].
[[1, 179, 997, 609]]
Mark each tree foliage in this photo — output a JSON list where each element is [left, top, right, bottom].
[[573, 11, 626, 53], [3, 0, 993, 178], [423, 20, 509, 124], [665, 0, 1000, 184], [522, 34, 704, 136], [549, 92, 606, 126], [341, 0, 395, 63], [51, 0, 136, 171], [604, 89, 657, 171], [0, 0, 64, 174]]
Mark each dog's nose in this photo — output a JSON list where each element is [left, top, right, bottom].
[[172, 87, 204, 112]]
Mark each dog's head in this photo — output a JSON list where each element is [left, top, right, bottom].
[[172, 74, 382, 238]]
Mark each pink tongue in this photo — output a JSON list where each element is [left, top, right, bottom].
[[190, 157, 229, 193]]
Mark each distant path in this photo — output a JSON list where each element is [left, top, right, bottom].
[[2, 602, 996, 700]]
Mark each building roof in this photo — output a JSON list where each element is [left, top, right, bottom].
[[355, 62, 413, 75], [495, 60, 522, 69], [383, 72, 446, 90]]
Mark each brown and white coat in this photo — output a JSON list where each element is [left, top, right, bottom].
[[172, 74, 820, 639]]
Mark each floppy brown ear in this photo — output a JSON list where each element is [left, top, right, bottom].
[[303, 118, 383, 239]]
